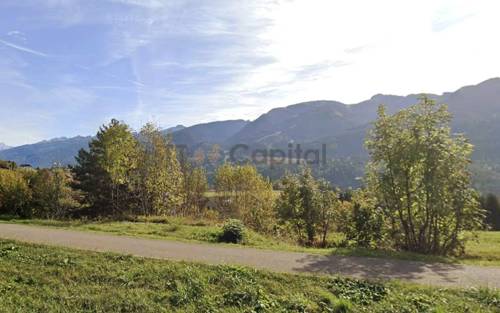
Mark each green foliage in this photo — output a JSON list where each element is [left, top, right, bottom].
[[135, 123, 184, 216], [317, 180, 340, 247], [215, 163, 275, 231], [73, 119, 140, 216], [331, 299, 353, 313], [338, 191, 385, 248], [466, 287, 500, 307], [481, 194, 500, 231], [219, 219, 245, 243], [277, 168, 340, 246], [326, 277, 388, 305], [0, 168, 31, 217], [365, 97, 485, 255], [0, 166, 79, 218], [30, 167, 80, 218]]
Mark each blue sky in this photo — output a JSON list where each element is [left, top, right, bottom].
[[1, 0, 499, 146]]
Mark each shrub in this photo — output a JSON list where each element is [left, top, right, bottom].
[[219, 219, 245, 243]]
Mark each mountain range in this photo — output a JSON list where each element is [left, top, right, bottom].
[[0, 143, 10, 151], [1, 77, 499, 192]]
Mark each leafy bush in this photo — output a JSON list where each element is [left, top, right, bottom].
[[337, 191, 385, 249], [219, 219, 245, 243]]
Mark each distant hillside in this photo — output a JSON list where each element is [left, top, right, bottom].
[[163, 125, 185, 134], [0, 121, 248, 167], [228, 78, 500, 161], [0, 143, 11, 151], [1, 78, 499, 194], [172, 120, 249, 149], [0, 136, 91, 168]]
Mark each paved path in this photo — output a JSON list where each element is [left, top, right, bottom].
[[1, 223, 499, 288]]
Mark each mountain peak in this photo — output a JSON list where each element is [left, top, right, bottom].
[[0, 142, 11, 151], [163, 125, 186, 134]]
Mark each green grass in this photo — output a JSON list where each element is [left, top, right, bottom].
[[0, 239, 498, 313], [319, 231, 500, 266], [1, 216, 500, 266]]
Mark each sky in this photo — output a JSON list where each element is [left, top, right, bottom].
[[0, 0, 499, 146]]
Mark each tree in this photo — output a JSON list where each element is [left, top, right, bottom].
[[0, 168, 31, 217], [275, 173, 304, 240], [30, 167, 80, 218], [178, 150, 207, 215], [73, 119, 139, 216], [317, 180, 340, 247], [135, 123, 184, 216], [276, 168, 337, 245], [214, 163, 275, 231], [298, 167, 320, 244], [182, 165, 208, 216], [481, 194, 500, 231], [365, 97, 484, 255]]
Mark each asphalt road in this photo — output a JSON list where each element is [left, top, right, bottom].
[[1, 223, 499, 288]]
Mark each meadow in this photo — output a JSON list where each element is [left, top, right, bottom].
[[1, 239, 499, 313]]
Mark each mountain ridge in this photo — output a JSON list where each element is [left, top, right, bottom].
[[0, 143, 11, 151], [1, 78, 499, 169]]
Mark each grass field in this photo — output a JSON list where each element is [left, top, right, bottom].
[[1, 216, 500, 267], [0, 239, 498, 313]]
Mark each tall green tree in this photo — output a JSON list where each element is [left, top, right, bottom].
[[317, 180, 340, 247], [365, 97, 484, 254], [73, 119, 139, 216], [298, 167, 319, 244], [135, 123, 184, 216], [276, 173, 304, 240]]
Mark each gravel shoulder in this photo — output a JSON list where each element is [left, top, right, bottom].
[[1, 223, 499, 288]]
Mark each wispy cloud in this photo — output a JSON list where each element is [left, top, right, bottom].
[[7, 30, 26, 41], [432, 13, 475, 32], [0, 39, 48, 57], [1, 0, 500, 145]]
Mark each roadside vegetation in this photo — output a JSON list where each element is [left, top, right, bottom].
[[1, 239, 499, 313], [1, 98, 500, 265]]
